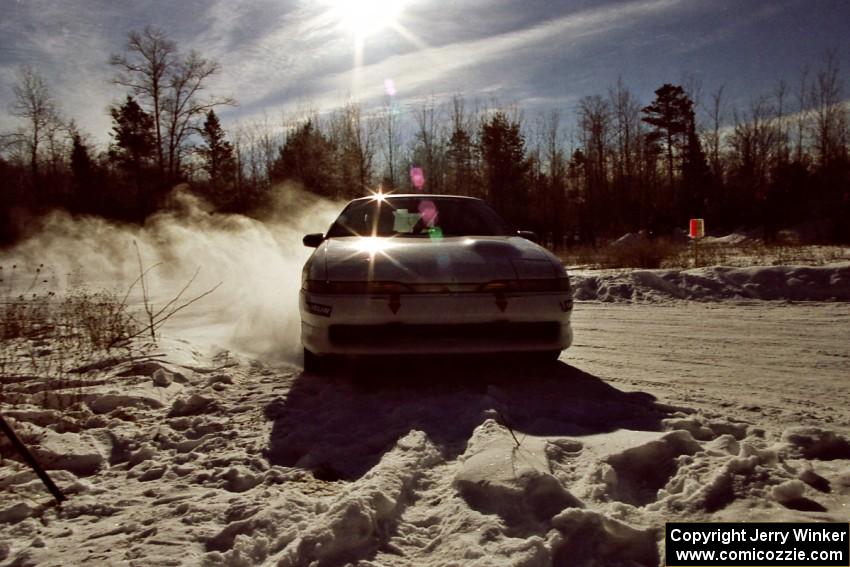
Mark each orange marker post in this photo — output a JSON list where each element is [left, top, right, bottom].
[[689, 219, 704, 267]]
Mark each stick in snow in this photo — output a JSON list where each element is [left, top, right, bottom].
[[0, 413, 66, 504]]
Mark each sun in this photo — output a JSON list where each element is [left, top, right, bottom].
[[323, 0, 404, 38]]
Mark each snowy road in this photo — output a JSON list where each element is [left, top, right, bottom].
[[570, 302, 850, 429], [2, 300, 850, 566]]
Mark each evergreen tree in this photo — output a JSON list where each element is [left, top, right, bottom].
[[0, 156, 19, 244], [270, 120, 337, 198], [109, 96, 156, 171], [69, 133, 100, 213], [197, 110, 236, 197], [109, 95, 156, 214], [70, 134, 92, 179], [446, 126, 476, 196], [479, 112, 530, 227], [642, 84, 693, 187], [681, 120, 711, 218], [642, 83, 703, 226]]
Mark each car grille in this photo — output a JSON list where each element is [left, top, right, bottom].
[[328, 322, 560, 347]]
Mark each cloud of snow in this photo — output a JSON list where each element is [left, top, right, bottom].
[[0, 184, 342, 363]]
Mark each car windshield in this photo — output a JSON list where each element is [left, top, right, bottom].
[[325, 197, 513, 238]]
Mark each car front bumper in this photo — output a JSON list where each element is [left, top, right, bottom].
[[300, 290, 573, 355]]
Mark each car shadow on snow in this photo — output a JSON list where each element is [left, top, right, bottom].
[[264, 356, 675, 481]]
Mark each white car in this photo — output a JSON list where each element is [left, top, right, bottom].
[[299, 194, 573, 370]]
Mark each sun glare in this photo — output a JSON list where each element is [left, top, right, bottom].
[[355, 236, 394, 255], [324, 0, 404, 37], [369, 187, 393, 202], [322, 0, 426, 100]]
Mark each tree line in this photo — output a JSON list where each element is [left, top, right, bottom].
[[2, 27, 848, 247]]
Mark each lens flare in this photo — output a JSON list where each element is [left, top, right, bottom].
[[355, 236, 395, 255], [351, 235, 409, 282], [384, 78, 397, 96], [418, 199, 438, 226], [368, 187, 393, 202], [410, 167, 425, 191]]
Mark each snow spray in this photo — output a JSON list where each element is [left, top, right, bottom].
[[0, 184, 342, 363]]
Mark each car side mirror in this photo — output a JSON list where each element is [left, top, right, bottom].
[[303, 233, 324, 248], [516, 230, 538, 243]]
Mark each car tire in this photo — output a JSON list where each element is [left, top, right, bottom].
[[303, 348, 325, 374], [536, 350, 562, 364]]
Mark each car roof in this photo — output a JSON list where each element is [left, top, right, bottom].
[[348, 194, 483, 204]]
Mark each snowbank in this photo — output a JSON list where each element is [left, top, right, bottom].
[[572, 263, 850, 302]]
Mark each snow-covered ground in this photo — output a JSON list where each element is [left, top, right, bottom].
[[2, 289, 849, 566], [2, 199, 849, 566]]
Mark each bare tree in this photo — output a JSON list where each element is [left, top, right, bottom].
[[609, 78, 642, 181], [577, 95, 612, 242], [256, 113, 280, 187], [110, 27, 175, 180], [413, 96, 445, 193], [331, 102, 378, 198], [231, 124, 246, 202], [793, 66, 811, 163], [773, 79, 791, 166], [380, 95, 402, 188], [577, 95, 612, 184], [680, 72, 703, 111], [541, 109, 568, 247], [542, 111, 565, 183], [10, 65, 61, 182], [445, 94, 477, 196], [43, 110, 70, 180], [162, 51, 234, 180], [810, 50, 847, 168], [233, 122, 264, 194], [704, 84, 727, 179], [729, 96, 780, 193], [111, 26, 234, 185]]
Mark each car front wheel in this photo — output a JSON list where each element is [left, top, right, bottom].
[[303, 348, 335, 374], [534, 350, 562, 364], [303, 348, 321, 373]]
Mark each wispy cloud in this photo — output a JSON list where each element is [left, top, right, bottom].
[[670, 0, 790, 55], [1, 0, 847, 144], [264, 0, 684, 114], [215, 0, 686, 123], [0, 1, 119, 135]]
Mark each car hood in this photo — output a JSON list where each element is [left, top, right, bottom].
[[315, 236, 562, 283]]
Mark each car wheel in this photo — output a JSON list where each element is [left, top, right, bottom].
[[303, 348, 326, 374], [535, 350, 562, 364]]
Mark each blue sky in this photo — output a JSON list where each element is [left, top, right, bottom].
[[1, 0, 849, 145]]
